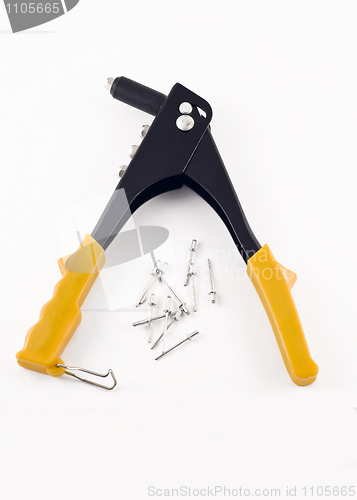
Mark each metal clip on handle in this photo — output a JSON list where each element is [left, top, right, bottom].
[[57, 364, 117, 390]]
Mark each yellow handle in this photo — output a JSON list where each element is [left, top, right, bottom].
[[247, 244, 318, 386], [16, 235, 105, 376]]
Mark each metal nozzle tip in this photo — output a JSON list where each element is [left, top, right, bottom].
[[104, 77, 115, 91]]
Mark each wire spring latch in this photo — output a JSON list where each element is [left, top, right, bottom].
[[57, 364, 117, 390]]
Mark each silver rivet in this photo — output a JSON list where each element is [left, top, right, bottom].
[[136, 261, 168, 307], [118, 165, 127, 178], [179, 102, 193, 114], [148, 293, 156, 343], [151, 296, 172, 353], [176, 115, 195, 132], [155, 330, 199, 360], [188, 262, 197, 312], [184, 239, 197, 286], [139, 125, 150, 139], [207, 259, 216, 304], [129, 145, 139, 158]]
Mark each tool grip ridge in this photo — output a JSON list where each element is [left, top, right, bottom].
[[247, 244, 318, 386], [16, 235, 105, 376]]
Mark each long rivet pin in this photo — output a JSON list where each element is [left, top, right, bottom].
[[161, 296, 172, 354], [132, 311, 175, 327], [155, 330, 199, 360], [207, 259, 216, 304], [151, 309, 183, 350], [148, 293, 156, 343], [184, 239, 197, 286], [189, 262, 197, 312]]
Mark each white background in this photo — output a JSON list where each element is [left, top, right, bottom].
[[1, 1, 357, 499]]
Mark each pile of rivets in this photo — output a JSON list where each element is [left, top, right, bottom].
[[133, 258, 197, 359], [132, 239, 217, 360]]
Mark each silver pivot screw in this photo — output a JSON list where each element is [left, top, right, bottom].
[[176, 115, 195, 131], [179, 102, 193, 114]]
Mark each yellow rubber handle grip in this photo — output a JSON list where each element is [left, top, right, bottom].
[[247, 244, 318, 386], [16, 234, 105, 376]]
